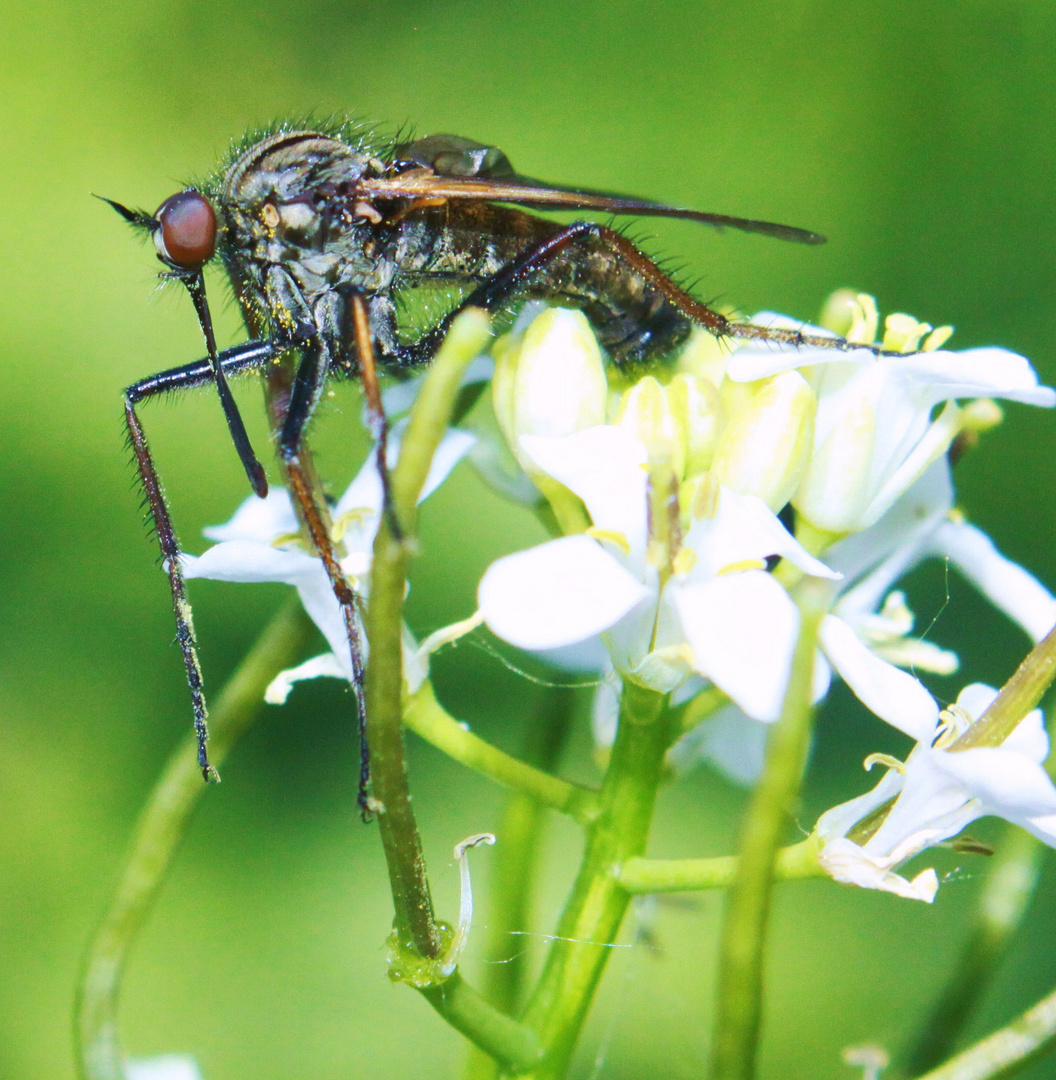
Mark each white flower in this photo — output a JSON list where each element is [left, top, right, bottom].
[[181, 426, 475, 700], [727, 307, 1055, 535], [829, 458, 1056, 652], [477, 424, 936, 731], [491, 307, 608, 469], [817, 683, 1056, 902]]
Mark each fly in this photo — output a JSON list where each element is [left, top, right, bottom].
[[104, 120, 859, 800]]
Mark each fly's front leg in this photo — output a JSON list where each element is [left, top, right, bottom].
[[277, 335, 373, 814], [407, 221, 875, 359], [126, 341, 276, 782]]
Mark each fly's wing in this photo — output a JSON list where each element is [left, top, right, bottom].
[[378, 134, 825, 245]]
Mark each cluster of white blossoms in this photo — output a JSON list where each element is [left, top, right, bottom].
[[181, 292, 1056, 902]]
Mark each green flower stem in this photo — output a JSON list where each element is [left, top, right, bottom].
[[403, 682, 598, 825], [390, 308, 494, 528], [676, 684, 733, 734], [421, 973, 543, 1074], [75, 599, 314, 1080], [910, 981, 1056, 1080], [366, 309, 494, 961], [367, 521, 442, 957], [904, 826, 1045, 1076], [617, 837, 824, 894], [465, 687, 578, 1080], [520, 681, 676, 1079], [709, 578, 833, 1080], [953, 621, 1056, 750]]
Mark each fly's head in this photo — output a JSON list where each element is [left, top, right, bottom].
[[102, 126, 390, 350]]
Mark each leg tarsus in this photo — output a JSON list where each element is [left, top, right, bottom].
[[125, 397, 216, 783]]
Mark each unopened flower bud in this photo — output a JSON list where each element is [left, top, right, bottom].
[[676, 326, 730, 387], [711, 371, 815, 510], [615, 376, 685, 478], [793, 374, 879, 534], [818, 288, 861, 337], [666, 373, 724, 478], [491, 308, 607, 473]]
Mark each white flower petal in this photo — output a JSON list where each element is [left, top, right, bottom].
[[333, 425, 476, 521], [954, 684, 1048, 762], [265, 652, 348, 704], [669, 703, 770, 786], [519, 427, 648, 553], [203, 488, 298, 542], [819, 615, 939, 739], [688, 487, 839, 580], [866, 753, 979, 855], [928, 520, 1056, 642], [1023, 814, 1056, 846], [826, 459, 953, 592], [479, 536, 650, 651], [816, 765, 907, 843], [954, 682, 998, 718], [1003, 709, 1050, 763], [819, 838, 938, 903], [887, 347, 1056, 408], [858, 403, 961, 528], [181, 541, 320, 585], [675, 571, 798, 722], [933, 747, 1056, 819], [293, 577, 350, 665]]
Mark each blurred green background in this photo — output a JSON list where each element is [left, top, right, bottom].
[[5, 1, 1056, 1078]]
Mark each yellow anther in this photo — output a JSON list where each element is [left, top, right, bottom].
[[934, 704, 974, 747], [863, 752, 905, 773], [717, 558, 767, 576], [331, 507, 372, 543], [923, 324, 954, 351], [672, 547, 697, 576], [271, 530, 308, 550], [847, 293, 880, 345], [883, 312, 932, 354], [585, 527, 632, 555], [961, 398, 1004, 433], [947, 507, 966, 525]]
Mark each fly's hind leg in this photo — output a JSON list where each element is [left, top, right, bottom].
[[405, 221, 873, 361], [125, 341, 276, 781]]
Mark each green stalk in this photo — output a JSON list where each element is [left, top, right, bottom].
[[520, 681, 676, 1079], [423, 973, 543, 1074], [617, 837, 824, 894], [708, 579, 832, 1080], [904, 826, 1044, 1076], [75, 600, 313, 1080], [952, 622, 1056, 750], [367, 309, 493, 961], [403, 681, 597, 825], [910, 981, 1056, 1080]]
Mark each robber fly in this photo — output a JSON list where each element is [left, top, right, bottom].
[[105, 120, 852, 791]]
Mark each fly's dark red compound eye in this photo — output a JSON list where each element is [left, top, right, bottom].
[[153, 189, 217, 270]]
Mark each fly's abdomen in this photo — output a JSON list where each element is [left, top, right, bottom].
[[405, 205, 696, 365]]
